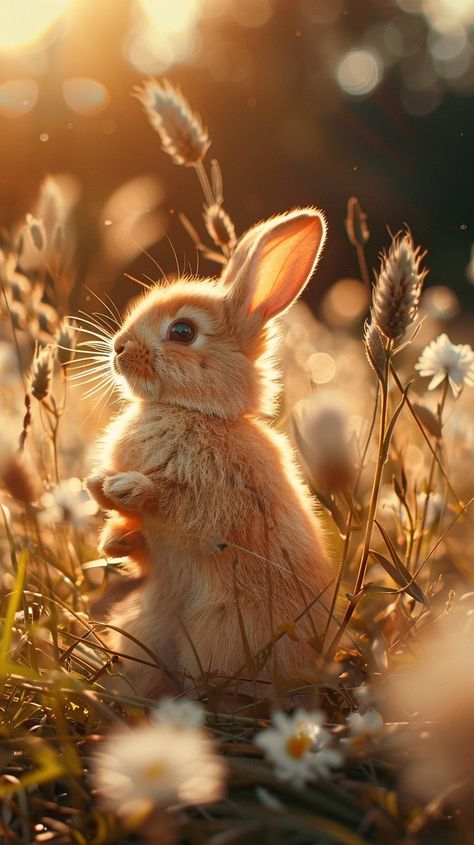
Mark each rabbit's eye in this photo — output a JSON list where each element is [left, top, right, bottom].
[[167, 319, 197, 344]]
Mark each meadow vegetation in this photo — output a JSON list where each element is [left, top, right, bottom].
[[0, 81, 473, 844]]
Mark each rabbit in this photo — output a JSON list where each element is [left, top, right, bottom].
[[87, 208, 333, 704]]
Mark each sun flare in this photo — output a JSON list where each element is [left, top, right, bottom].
[[0, 0, 72, 52]]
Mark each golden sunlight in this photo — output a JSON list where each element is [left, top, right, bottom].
[[0, 0, 72, 52], [138, 0, 201, 36]]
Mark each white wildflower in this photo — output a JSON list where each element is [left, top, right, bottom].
[[379, 487, 404, 523], [293, 398, 354, 492], [379, 489, 443, 531], [415, 333, 474, 397], [93, 723, 226, 821], [151, 696, 206, 729], [354, 684, 374, 709], [39, 478, 98, 528], [416, 492, 443, 530], [347, 707, 384, 740], [254, 709, 342, 788]]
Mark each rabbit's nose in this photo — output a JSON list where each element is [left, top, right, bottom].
[[114, 338, 127, 355]]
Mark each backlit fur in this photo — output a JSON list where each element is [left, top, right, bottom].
[[88, 208, 333, 703]]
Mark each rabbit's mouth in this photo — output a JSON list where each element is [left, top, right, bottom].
[[113, 355, 157, 399], [113, 339, 156, 382]]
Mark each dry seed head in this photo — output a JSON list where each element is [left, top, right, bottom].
[[134, 79, 211, 167], [372, 230, 427, 340], [0, 431, 39, 504], [52, 222, 63, 254], [39, 175, 67, 228], [9, 302, 27, 331], [345, 197, 369, 247], [204, 203, 237, 252], [36, 302, 58, 335], [30, 345, 54, 401], [25, 213, 46, 251], [1, 453, 40, 504], [9, 272, 30, 303], [56, 321, 76, 366], [364, 317, 386, 378]]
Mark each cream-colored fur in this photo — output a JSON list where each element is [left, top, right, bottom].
[[87, 209, 333, 703]]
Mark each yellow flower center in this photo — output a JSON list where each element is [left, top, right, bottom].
[[141, 761, 167, 782], [286, 733, 312, 759]]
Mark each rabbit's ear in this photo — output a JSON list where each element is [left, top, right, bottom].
[[224, 209, 326, 321]]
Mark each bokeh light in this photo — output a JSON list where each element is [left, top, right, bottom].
[[305, 352, 336, 384], [321, 279, 369, 328], [63, 78, 110, 115], [101, 174, 165, 265], [421, 0, 474, 27], [139, 0, 200, 36], [0, 79, 39, 117], [125, 0, 202, 73], [337, 48, 383, 96], [428, 22, 467, 61], [0, 0, 72, 52], [422, 286, 459, 319]]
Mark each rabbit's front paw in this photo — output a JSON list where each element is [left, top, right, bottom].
[[86, 473, 116, 511], [102, 472, 155, 512]]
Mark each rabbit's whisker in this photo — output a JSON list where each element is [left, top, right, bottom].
[[83, 375, 117, 400], [85, 285, 122, 324], [74, 313, 115, 339]]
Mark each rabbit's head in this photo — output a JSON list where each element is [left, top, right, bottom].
[[112, 208, 326, 418]]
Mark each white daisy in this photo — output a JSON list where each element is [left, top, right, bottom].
[[151, 696, 206, 729], [39, 478, 98, 529], [93, 723, 226, 822], [415, 333, 474, 397], [254, 709, 342, 788]]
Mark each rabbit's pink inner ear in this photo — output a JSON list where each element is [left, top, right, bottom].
[[248, 214, 326, 320]]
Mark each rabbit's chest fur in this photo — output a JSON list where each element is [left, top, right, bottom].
[[103, 399, 329, 599], [101, 399, 331, 690]]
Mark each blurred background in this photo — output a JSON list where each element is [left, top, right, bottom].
[[0, 0, 473, 315]]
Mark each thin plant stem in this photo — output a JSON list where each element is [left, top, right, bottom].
[[412, 378, 449, 569], [325, 341, 392, 659], [390, 363, 466, 514], [322, 382, 380, 648], [356, 242, 371, 295], [194, 160, 215, 207]]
